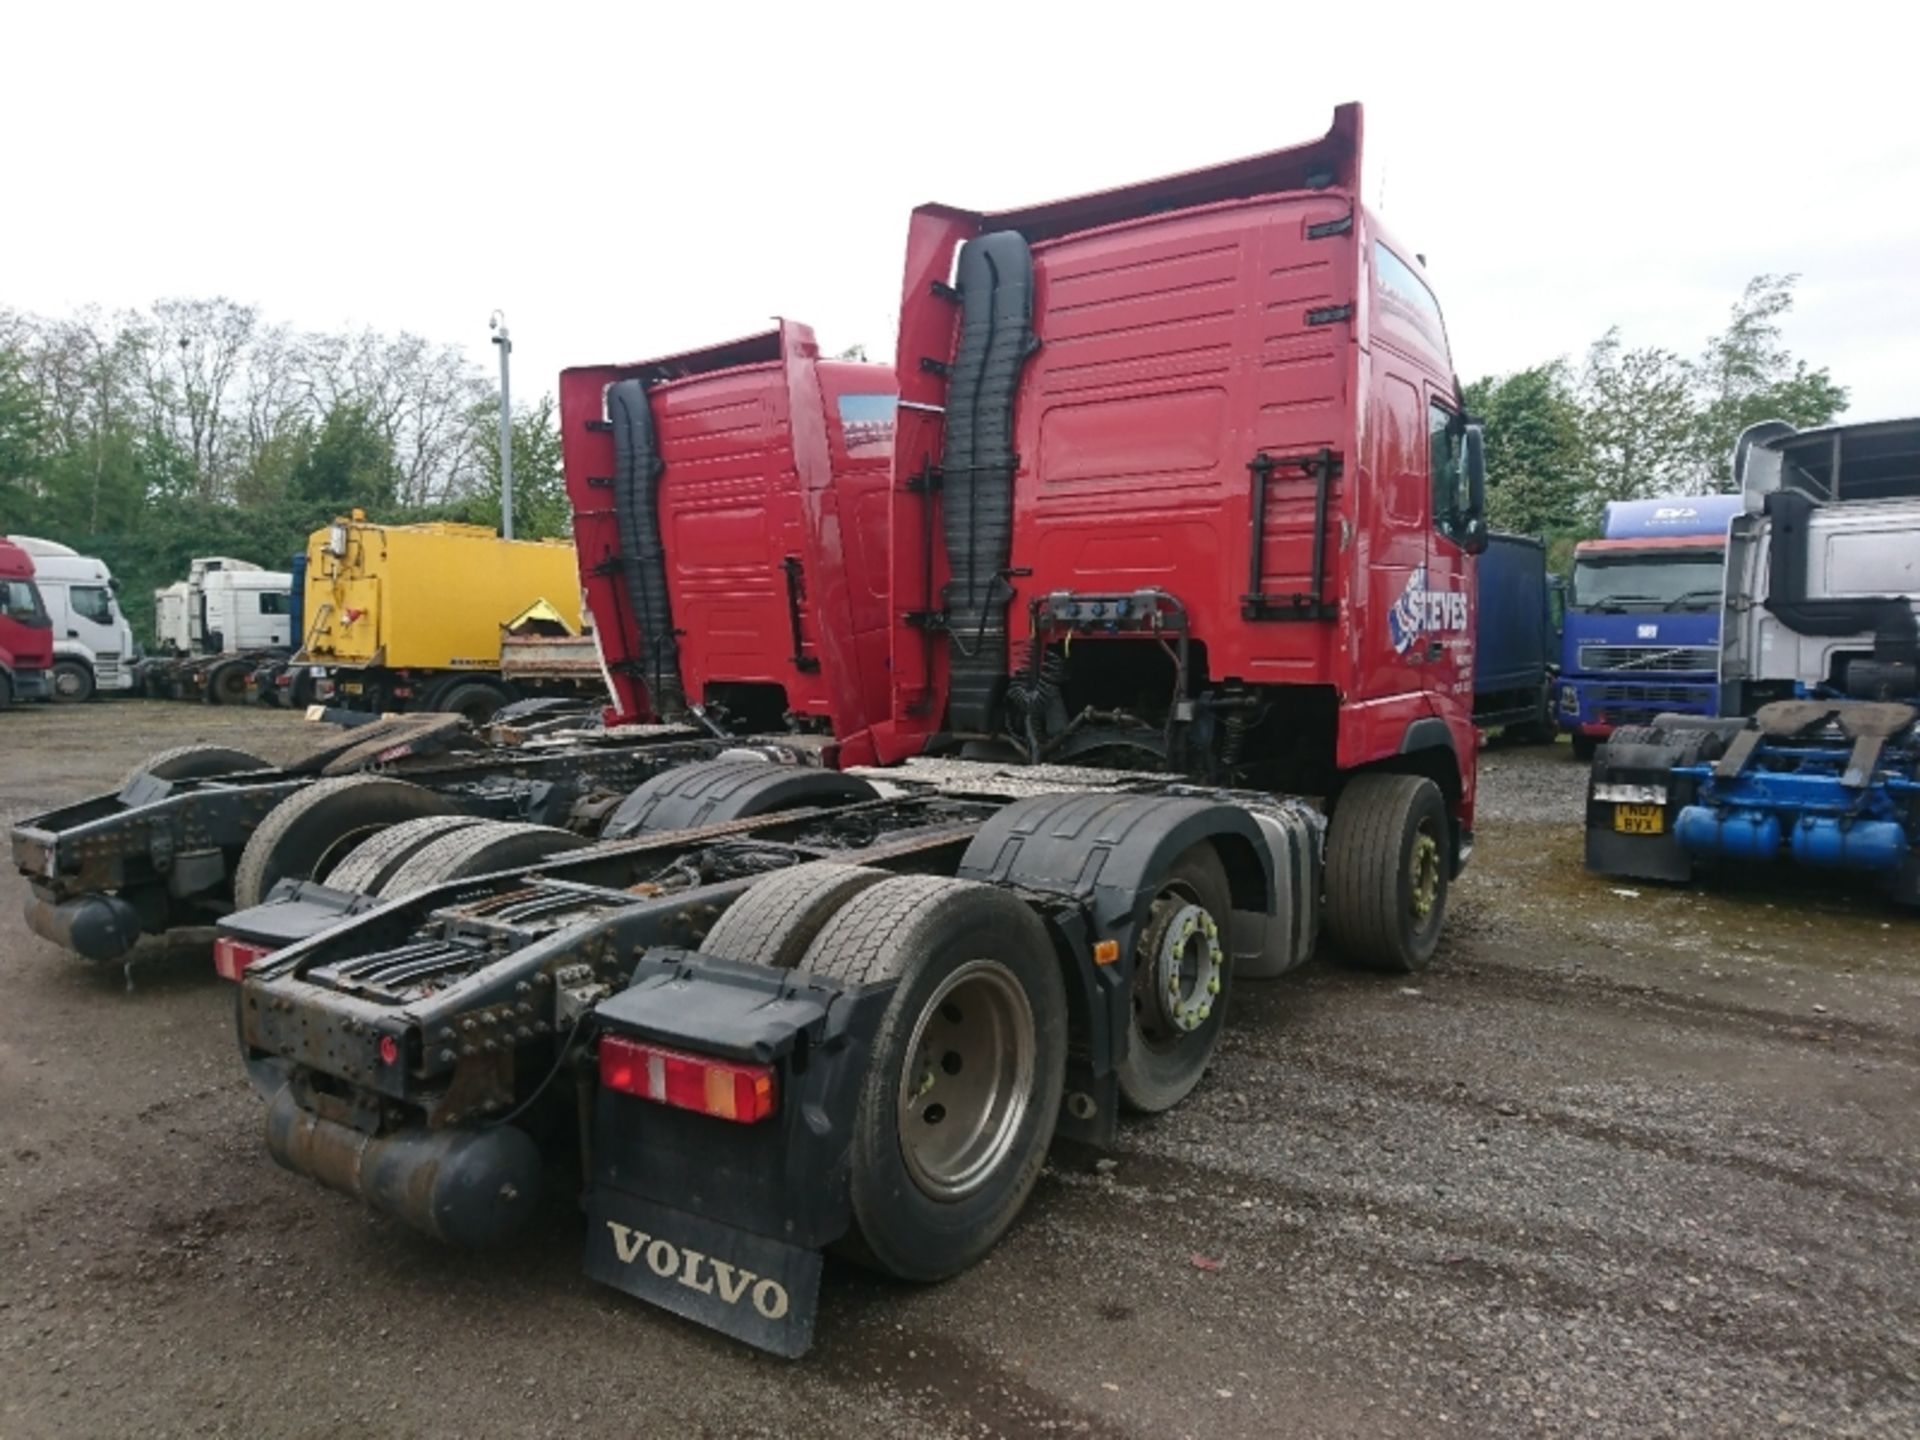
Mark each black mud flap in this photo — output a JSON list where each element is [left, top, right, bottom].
[[1582, 736, 1696, 882], [585, 1189, 823, 1358], [584, 949, 891, 1355]]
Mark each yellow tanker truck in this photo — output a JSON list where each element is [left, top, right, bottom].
[[297, 514, 597, 721]]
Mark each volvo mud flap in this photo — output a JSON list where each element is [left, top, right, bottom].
[[584, 950, 892, 1356], [584, 1190, 823, 1358]]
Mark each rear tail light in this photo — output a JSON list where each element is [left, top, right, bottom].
[[213, 936, 274, 982], [598, 1035, 776, 1124]]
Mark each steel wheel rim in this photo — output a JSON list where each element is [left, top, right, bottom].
[[896, 959, 1035, 1202], [1409, 824, 1442, 922]]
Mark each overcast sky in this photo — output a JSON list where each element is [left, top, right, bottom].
[[7, 2, 1916, 421]]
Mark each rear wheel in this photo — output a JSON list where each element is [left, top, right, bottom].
[[378, 820, 588, 898], [0, 672, 12, 709], [324, 814, 495, 896], [50, 659, 94, 704], [1116, 843, 1233, 1114], [121, 743, 269, 790], [433, 681, 510, 725], [795, 875, 1066, 1282], [234, 777, 457, 908], [1325, 773, 1450, 974], [207, 661, 250, 705], [697, 861, 890, 969]]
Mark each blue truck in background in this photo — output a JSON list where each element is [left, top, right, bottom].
[[1556, 494, 1743, 757], [1584, 418, 1920, 905], [1474, 532, 1557, 741]]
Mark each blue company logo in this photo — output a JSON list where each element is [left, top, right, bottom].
[[1389, 566, 1468, 655]]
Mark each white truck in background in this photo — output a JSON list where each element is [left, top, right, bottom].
[[11, 538, 137, 702], [143, 557, 295, 702]]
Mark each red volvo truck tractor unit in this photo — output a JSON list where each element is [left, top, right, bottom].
[[560, 320, 897, 751], [218, 105, 1487, 1358], [869, 101, 1487, 965]]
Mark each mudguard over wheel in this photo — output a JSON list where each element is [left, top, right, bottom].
[[324, 814, 495, 896], [234, 777, 457, 908], [1325, 773, 1450, 974], [378, 820, 588, 898], [602, 757, 878, 839], [121, 744, 269, 791], [317, 713, 467, 777], [795, 875, 1067, 1282], [698, 861, 890, 970], [287, 716, 440, 776], [1116, 843, 1233, 1113]]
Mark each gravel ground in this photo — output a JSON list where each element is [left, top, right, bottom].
[[1, 703, 1915, 1438]]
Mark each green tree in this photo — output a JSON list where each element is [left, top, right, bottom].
[[458, 393, 570, 539], [288, 402, 397, 514], [1691, 274, 1848, 490], [1463, 360, 1585, 537], [0, 322, 43, 528], [1576, 329, 1698, 521]]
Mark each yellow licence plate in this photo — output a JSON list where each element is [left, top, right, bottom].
[[343, 682, 364, 694], [1613, 803, 1664, 835]]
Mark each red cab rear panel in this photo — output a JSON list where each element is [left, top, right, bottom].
[[871, 105, 1476, 836], [560, 322, 895, 755]]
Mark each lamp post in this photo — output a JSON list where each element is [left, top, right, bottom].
[[489, 310, 513, 540]]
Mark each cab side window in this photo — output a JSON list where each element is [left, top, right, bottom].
[[1428, 402, 1465, 542], [71, 585, 114, 625], [259, 592, 288, 615]]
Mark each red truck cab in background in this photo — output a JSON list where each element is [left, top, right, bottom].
[[0, 536, 54, 707], [560, 321, 897, 754], [865, 103, 1488, 967]]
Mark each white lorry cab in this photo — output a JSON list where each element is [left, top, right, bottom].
[[153, 581, 193, 656], [195, 566, 293, 655], [13, 538, 137, 701]]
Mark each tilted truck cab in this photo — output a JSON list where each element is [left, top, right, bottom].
[[868, 102, 1486, 882], [559, 320, 897, 747]]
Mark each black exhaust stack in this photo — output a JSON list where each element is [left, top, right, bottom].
[[607, 379, 685, 716], [940, 231, 1037, 734]]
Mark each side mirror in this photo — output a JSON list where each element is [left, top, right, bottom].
[[1460, 423, 1489, 555]]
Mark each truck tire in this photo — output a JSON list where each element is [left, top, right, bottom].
[[433, 681, 510, 724], [206, 661, 251, 706], [50, 659, 94, 704], [325, 815, 495, 896], [234, 777, 458, 909], [1571, 734, 1598, 761], [378, 820, 589, 898], [121, 743, 269, 790], [0, 672, 10, 710], [1325, 773, 1450, 974], [795, 875, 1067, 1282], [1116, 843, 1234, 1114], [698, 861, 890, 969], [603, 756, 879, 839]]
